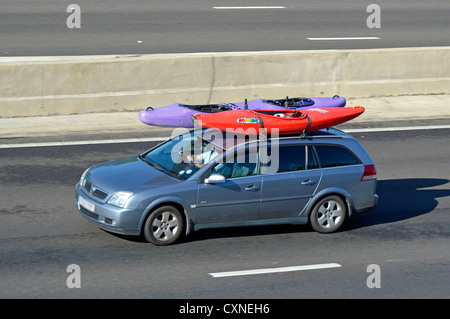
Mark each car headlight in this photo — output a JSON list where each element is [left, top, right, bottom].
[[107, 191, 134, 208]]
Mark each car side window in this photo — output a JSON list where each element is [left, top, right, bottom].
[[314, 145, 360, 168], [212, 149, 258, 179], [261, 144, 319, 174], [277, 145, 307, 173]]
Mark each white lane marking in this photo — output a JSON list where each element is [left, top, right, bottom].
[[0, 137, 165, 149], [213, 6, 286, 10], [307, 37, 380, 41], [209, 263, 342, 278], [1, 125, 449, 149], [345, 125, 450, 133]]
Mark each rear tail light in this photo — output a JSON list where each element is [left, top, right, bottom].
[[361, 164, 377, 181]]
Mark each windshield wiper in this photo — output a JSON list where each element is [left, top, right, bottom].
[[164, 170, 183, 180], [139, 155, 183, 180], [139, 155, 163, 170]]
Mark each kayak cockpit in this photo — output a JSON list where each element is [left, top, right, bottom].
[[181, 104, 233, 113], [254, 110, 307, 118], [264, 97, 314, 108]]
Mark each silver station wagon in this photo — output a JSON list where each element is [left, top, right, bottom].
[[75, 128, 378, 245]]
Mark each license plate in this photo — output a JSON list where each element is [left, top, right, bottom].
[[78, 196, 95, 212]]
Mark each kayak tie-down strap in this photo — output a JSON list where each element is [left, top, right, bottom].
[[300, 114, 312, 138]]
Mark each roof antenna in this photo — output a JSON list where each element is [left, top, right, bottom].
[[244, 98, 248, 110], [284, 96, 289, 109]]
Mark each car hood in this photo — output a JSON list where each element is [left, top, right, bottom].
[[86, 156, 180, 193]]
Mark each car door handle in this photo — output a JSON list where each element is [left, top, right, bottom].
[[301, 180, 315, 185], [245, 185, 258, 191]]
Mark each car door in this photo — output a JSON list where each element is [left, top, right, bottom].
[[195, 148, 261, 225], [260, 144, 322, 220]]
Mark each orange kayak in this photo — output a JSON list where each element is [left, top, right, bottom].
[[192, 106, 364, 135]]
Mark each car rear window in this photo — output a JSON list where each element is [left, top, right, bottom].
[[314, 145, 360, 168]]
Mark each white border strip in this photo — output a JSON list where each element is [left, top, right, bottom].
[[209, 263, 342, 278], [0, 137, 165, 149], [1, 125, 449, 149], [344, 125, 450, 133], [213, 6, 286, 10], [307, 37, 380, 41]]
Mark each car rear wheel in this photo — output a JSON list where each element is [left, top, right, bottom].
[[310, 195, 347, 233], [143, 206, 184, 245]]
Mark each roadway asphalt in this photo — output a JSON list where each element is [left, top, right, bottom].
[[0, 96, 449, 301], [0, 124, 449, 300], [1, 0, 450, 56]]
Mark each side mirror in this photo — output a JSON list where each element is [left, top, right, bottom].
[[204, 173, 226, 184]]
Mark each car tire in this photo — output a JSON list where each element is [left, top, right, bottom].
[[143, 206, 184, 245], [310, 195, 347, 233]]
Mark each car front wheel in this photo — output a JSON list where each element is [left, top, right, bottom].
[[310, 195, 347, 233], [143, 205, 184, 245]]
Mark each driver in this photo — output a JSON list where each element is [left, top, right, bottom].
[[180, 146, 222, 168]]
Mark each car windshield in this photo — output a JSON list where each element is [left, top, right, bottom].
[[139, 129, 226, 180]]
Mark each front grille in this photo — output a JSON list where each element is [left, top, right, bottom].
[[83, 179, 92, 192], [92, 188, 108, 199], [83, 179, 108, 200]]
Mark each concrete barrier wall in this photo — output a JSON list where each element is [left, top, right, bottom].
[[0, 47, 449, 117]]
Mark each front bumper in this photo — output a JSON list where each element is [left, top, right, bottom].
[[74, 183, 142, 236]]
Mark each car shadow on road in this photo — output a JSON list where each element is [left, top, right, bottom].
[[345, 178, 450, 230], [190, 178, 450, 242], [110, 178, 450, 244]]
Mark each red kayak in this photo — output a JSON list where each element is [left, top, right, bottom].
[[192, 106, 364, 135]]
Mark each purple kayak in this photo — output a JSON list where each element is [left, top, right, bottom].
[[139, 96, 346, 128]]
